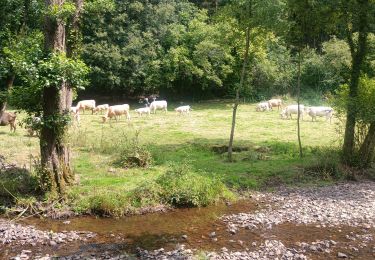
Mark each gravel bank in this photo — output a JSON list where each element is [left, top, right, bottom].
[[223, 182, 375, 231]]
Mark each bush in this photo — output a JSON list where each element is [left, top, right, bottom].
[[131, 163, 234, 208], [114, 145, 152, 168], [303, 148, 342, 181]]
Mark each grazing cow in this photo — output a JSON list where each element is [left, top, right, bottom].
[[280, 104, 305, 120], [175, 105, 191, 115], [70, 106, 78, 114], [149, 100, 167, 114], [93, 104, 109, 114], [69, 107, 80, 125], [76, 100, 96, 114], [268, 98, 283, 111], [306, 106, 334, 123], [0, 111, 17, 132], [102, 104, 131, 123], [256, 102, 270, 112], [26, 116, 41, 136], [134, 106, 151, 116]]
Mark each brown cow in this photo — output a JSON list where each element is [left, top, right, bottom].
[[0, 111, 17, 132]]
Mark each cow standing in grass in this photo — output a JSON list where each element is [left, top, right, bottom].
[[0, 111, 17, 132], [76, 100, 96, 114], [102, 104, 131, 122], [268, 98, 283, 111], [150, 100, 168, 114]]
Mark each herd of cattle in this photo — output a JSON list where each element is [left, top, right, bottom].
[[0, 97, 333, 134], [257, 98, 334, 122], [69, 99, 191, 124]]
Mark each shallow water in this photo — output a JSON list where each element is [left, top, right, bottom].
[[9, 199, 375, 259], [21, 200, 258, 252]]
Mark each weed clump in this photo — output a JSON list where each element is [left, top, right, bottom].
[[133, 163, 234, 208], [114, 146, 152, 168], [303, 148, 342, 180]]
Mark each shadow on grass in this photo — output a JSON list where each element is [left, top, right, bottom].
[[0, 159, 40, 206]]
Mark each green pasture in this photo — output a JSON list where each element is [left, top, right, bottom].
[[0, 101, 342, 216]]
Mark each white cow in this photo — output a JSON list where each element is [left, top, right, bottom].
[[256, 102, 270, 112], [94, 104, 109, 114], [280, 104, 305, 120], [70, 106, 78, 114], [102, 104, 131, 123], [306, 106, 334, 122], [69, 107, 80, 126], [149, 100, 167, 114], [76, 100, 96, 114], [268, 98, 283, 111], [175, 105, 191, 115], [135, 106, 151, 116]]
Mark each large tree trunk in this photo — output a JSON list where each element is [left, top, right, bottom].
[[40, 0, 73, 194], [228, 26, 250, 162], [297, 51, 303, 158], [342, 0, 369, 165], [358, 123, 375, 168]]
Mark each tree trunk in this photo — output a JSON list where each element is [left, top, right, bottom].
[[342, 0, 369, 165], [40, 0, 73, 194], [297, 51, 303, 158], [228, 26, 250, 162], [358, 123, 375, 168]]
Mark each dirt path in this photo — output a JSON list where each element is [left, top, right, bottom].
[[1, 181, 375, 259]]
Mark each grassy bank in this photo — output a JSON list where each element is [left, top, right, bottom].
[[0, 101, 344, 216]]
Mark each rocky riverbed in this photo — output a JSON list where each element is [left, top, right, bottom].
[[1, 181, 375, 259]]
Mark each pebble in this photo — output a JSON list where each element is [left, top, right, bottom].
[[337, 252, 348, 258]]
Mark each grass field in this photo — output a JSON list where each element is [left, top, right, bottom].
[[0, 100, 343, 216]]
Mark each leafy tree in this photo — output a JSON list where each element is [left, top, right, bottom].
[[0, 0, 43, 111], [340, 0, 375, 166], [221, 0, 287, 161]]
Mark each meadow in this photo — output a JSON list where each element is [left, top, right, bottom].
[[0, 100, 342, 216]]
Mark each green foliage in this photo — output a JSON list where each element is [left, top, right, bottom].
[[333, 76, 375, 124], [9, 52, 89, 115], [38, 53, 89, 90], [135, 162, 233, 207], [113, 132, 153, 168], [46, 1, 76, 24]]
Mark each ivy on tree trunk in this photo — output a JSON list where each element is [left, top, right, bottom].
[[40, 0, 74, 194]]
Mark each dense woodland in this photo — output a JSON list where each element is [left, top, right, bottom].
[[0, 0, 375, 194]]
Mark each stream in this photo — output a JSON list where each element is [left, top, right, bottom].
[[2, 182, 375, 259]]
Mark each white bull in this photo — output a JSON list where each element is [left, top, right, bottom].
[[256, 102, 270, 112], [94, 104, 109, 114], [135, 106, 151, 116], [175, 105, 191, 115], [280, 104, 305, 120], [102, 104, 130, 123], [306, 106, 334, 123], [150, 100, 167, 114], [76, 100, 96, 114]]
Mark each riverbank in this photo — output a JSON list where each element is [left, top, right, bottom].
[[1, 181, 374, 259]]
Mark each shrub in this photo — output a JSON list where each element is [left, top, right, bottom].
[[303, 148, 342, 181], [114, 145, 152, 168], [156, 163, 232, 207]]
